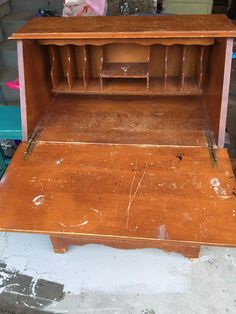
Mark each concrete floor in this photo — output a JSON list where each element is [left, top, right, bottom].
[[1, 233, 236, 314], [1, 32, 236, 314]]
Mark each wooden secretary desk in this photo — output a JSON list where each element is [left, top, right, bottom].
[[0, 15, 236, 258]]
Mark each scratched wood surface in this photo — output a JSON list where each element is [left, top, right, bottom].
[[38, 95, 208, 146], [0, 143, 235, 247], [10, 15, 236, 40], [50, 235, 201, 257]]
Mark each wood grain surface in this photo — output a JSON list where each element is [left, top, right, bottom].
[[10, 15, 236, 40], [38, 38, 216, 47], [18, 40, 53, 140], [7, 15, 236, 256], [38, 95, 208, 146], [203, 39, 233, 147], [0, 143, 235, 248], [50, 235, 201, 257]]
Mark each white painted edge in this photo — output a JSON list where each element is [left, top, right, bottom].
[[17, 40, 28, 141]]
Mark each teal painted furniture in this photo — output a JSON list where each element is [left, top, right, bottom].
[[0, 105, 22, 178]]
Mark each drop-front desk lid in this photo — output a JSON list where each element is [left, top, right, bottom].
[[0, 140, 235, 247]]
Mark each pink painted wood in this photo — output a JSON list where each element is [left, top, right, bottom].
[[218, 38, 233, 147], [17, 40, 28, 141]]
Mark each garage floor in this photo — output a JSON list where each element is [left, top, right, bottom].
[[1, 233, 236, 314], [0, 144, 236, 313], [1, 45, 236, 314]]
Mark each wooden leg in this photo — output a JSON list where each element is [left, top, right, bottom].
[[50, 236, 68, 254], [173, 245, 201, 258]]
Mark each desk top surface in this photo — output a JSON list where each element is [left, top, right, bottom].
[[10, 15, 236, 40]]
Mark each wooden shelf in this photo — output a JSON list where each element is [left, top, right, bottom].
[[101, 63, 149, 78], [56, 78, 85, 92], [52, 77, 202, 95]]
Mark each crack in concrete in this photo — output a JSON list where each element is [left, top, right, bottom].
[[0, 261, 65, 314]]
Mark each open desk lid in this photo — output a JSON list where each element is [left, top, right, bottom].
[[0, 142, 236, 247]]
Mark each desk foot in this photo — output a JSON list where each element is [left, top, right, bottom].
[[50, 236, 67, 254]]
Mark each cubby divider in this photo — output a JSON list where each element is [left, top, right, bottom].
[[47, 42, 212, 95], [100, 46, 105, 90], [82, 46, 90, 90], [180, 46, 187, 91], [62, 45, 77, 90], [196, 46, 206, 89], [49, 45, 63, 89], [164, 45, 169, 91]]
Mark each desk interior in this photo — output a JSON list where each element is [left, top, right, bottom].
[[37, 95, 210, 147]]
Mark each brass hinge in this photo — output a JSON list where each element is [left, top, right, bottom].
[[205, 131, 218, 168], [24, 127, 43, 160]]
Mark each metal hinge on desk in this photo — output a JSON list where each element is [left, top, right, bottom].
[[205, 131, 218, 168], [24, 127, 43, 160]]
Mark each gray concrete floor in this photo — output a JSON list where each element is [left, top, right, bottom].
[[1, 42, 236, 314], [1, 233, 236, 314]]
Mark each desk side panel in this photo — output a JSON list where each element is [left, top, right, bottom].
[[17, 40, 53, 140], [203, 38, 233, 147]]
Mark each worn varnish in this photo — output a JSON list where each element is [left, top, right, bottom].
[[49, 235, 201, 257], [38, 95, 208, 146], [0, 143, 235, 246], [10, 15, 236, 39], [0, 15, 236, 257]]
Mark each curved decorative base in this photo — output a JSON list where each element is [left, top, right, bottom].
[[50, 235, 201, 258]]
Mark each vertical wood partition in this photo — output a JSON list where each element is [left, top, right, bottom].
[[196, 46, 206, 89], [83, 46, 90, 90], [100, 46, 105, 90], [62, 45, 77, 90], [49, 45, 63, 89], [180, 46, 187, 90], [146, 45, 151, 89], [164, 45, 169, 90]]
